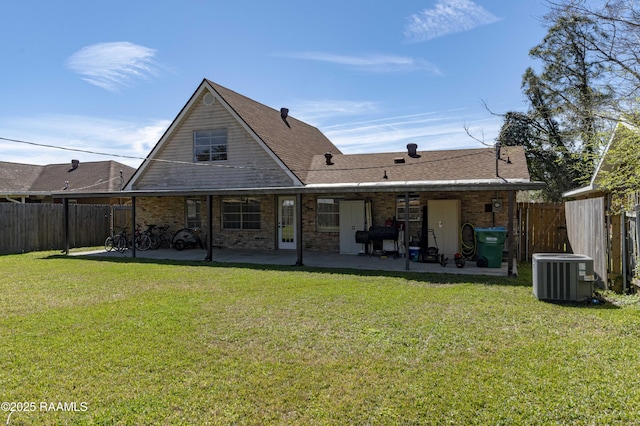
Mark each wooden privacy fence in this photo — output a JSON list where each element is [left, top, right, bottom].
[[517, 202, 569, 260], [0, 203, 111, 255]]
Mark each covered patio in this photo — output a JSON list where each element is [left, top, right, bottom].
[[73, 247, 516, 276]]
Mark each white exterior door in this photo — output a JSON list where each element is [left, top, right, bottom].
[[427, 200, 460, 258], [278, 196, 296, 250], [339, 200, 365, 254]]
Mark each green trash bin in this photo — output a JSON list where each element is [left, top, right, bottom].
[[475, 227, 507, 268]]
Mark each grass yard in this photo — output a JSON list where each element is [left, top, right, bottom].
[[1, 251, 640, 425]]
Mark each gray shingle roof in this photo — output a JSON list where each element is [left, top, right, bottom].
[[0, 161, 42, 192], [0, 160, 135, 194], [207, 80, 342, 183], [305, 146, 530, 185], [206, 81, 530, 186]]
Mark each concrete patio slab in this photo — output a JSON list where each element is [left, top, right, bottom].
[[73, 248, 516, 276]]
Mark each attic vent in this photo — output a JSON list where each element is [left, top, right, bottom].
[[407, 143, 420, 158], [394, 157, 405, 164], [70, 159, 79, 170], [280, 108, 290, 128], [203, 93, 215, 106]]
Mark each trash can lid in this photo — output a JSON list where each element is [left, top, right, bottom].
[[475, 226, 506, 232]]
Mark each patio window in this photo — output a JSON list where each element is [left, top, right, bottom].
[[396, 195, 421, 222], [317, 198, 340, 231], [194, 129, 227, 162], [186, 198, 202, 228], [222, 198, 261, 230]]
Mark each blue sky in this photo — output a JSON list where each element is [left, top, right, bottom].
[[0, 0, 549, 168]]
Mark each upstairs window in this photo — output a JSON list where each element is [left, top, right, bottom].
[[194, 129, 227, 162]]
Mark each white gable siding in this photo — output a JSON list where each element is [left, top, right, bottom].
[[132, 93, 296, 190]]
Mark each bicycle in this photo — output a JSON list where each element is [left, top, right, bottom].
[[144, 223, 172, 250], [132, 224, 152, 251], [105, 228, 128, 253]]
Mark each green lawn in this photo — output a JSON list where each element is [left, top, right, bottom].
[[1, 251, 640, 425]]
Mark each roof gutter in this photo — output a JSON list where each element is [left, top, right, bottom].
[[562, 184, 599, 199], [52, 179, 545, 199]]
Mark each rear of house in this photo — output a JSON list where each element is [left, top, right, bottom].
[[121, 79, 540, 265]]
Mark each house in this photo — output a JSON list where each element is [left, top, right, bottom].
[[58, 79, 543, 274], [563, 121, 640, 291], [0, 159, 135, 204]]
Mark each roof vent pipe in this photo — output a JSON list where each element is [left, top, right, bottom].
[[407, 143, 420, 158], [280, 108, 290, 128], [324, 152, 333, 165]]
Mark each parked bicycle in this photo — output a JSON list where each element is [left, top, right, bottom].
[[133, 224, 152, 251], [105, 228, 128, 253], [143, 223, 172, 250], [105, 225, 151, 252]]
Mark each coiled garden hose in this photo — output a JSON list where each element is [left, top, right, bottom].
[[460, 222, 476, 259]]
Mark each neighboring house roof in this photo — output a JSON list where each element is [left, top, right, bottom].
[[0, 161, 42, 192], [0, 159, 135, 197], [305, 146, 530, 185]]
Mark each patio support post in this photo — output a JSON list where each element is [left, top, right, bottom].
[[507, 190, 514, 276], [404, 191, 410, 270], [295, 192, 303, 266], [63, 198, 70, 255], [131, 196, 137, 258], [205, 195, 213, 261]]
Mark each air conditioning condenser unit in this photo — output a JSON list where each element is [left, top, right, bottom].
[[532, 253, 595, 302]]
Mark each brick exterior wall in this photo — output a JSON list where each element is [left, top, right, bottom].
[[134, 190, 516, 253], [136, 195, 277, 250]]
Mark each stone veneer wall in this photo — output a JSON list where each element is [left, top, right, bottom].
[[135, 190, 517, 252]]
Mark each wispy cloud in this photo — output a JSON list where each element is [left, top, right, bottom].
[[66, 42, 160, 92], [0, 114, 170, 167], [289, 99, 381, 123], [405, 0, 501, 43], [323, 110, 499, 153], [290, 100, 501, 154], [277, 52, 442, 74]]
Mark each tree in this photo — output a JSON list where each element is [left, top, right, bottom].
[[497, 11, 614, 201], [596, 116, 640, 213], [529, 13, 613, 177], [547, 0, 640, 108], [497, 109, 579, 201]]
